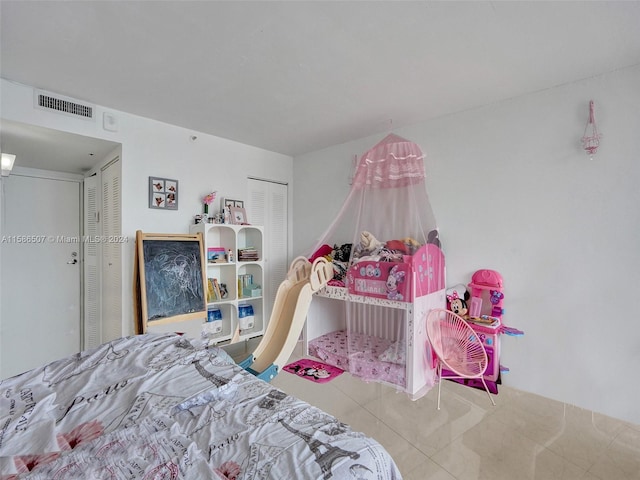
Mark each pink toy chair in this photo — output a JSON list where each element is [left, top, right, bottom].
[[426, 308, 496, 409]]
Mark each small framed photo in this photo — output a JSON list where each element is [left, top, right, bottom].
[[230, 206, 248, 225], [149, 177, 178, 210]]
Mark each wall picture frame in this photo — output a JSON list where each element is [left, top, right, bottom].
[[230, 206, 248, 225], [149, 177, 178, 210], [221, 197, 244, 210]]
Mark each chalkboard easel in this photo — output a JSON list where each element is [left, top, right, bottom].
[[133, 231, 207, 334]]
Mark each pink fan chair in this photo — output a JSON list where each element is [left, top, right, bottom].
[[426, 309, 495, 409]]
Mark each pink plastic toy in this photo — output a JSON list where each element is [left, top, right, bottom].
[[468, 269, 504, 319], [441, 269, 523, 395], [467, 269, 505, 388]]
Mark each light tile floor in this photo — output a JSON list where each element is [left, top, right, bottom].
[[224, 340, 640, 480]]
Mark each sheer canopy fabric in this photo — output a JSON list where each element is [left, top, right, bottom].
[[353, 133, 426, 189], [310, 134, 443, 390], [311, 134, 438, 253]]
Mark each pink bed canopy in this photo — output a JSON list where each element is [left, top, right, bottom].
[[309, 134, 444, 391], [312, 133, 440, 259]]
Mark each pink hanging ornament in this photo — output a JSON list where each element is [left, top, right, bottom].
[[582, 100, 601, 159]]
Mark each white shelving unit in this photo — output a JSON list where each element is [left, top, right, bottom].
[[190, 223, 264, 344]]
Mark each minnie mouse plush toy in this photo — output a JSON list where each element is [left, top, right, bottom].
[[446, 284, 470, 316]]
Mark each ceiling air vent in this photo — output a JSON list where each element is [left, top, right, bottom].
[[34, 90, 95, 121]]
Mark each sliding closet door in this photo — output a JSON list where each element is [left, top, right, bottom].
[[247, 179, 288, 325]]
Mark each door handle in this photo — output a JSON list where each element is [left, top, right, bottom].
[[67, 259, 78, 264]]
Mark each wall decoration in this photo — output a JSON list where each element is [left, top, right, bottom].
[[149, 177, 179, 210], [230, 206, 248, 225], [221, 197, 244, 210], [582, 99, 602, 159]]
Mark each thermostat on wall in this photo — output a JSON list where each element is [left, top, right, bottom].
[[103, 112, 119, 132]]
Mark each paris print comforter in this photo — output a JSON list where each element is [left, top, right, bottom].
[[0, 333, 402, 479]]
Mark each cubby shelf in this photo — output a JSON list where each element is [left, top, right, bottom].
[[190, 223, 264, 344]]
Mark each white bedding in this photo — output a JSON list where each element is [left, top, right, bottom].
[[0, 333, 401, 479]]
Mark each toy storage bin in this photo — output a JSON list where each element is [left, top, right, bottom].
[[238, 303, 255, 330]]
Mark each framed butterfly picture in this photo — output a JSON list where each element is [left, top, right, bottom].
[[149, 176, 179, 210]]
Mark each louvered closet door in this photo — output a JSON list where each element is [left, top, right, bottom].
[[248, 179, 288, 325], [83, 174, 100, 349], [101, 158, 122, 342]]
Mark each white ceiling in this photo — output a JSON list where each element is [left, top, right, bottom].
[[1, 1, 640, 171], [0, 119, 120, 174]]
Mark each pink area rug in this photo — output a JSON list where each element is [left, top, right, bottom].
[[283, 358, 344, 384]]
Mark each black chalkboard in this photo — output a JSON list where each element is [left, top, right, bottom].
[[134, 231, 206, 331]]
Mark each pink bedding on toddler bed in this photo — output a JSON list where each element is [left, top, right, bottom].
[[308, 330, 406, 388]]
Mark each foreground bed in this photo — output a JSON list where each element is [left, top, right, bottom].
[[0, 333, 401, 479]]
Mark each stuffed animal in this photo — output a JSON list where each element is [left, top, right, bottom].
[[446, 283, 470, 316], [401, 237, 422, 254], [331, 243, 352, 262], [353, 231, 384, 259], [386, 265, 406, 300], [359, 231, 383, 251], [332, 261, 349, 282], [328, 243, 352, 282], [309, 244, 333, 262]]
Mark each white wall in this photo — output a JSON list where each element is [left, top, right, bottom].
[[293, 65, 640, 425], [1, 78, 294, 338]]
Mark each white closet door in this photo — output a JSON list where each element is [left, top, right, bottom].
[[83, 174, 101, 349], [101, 158, 122, 342], [247, 179, 288, 324]]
